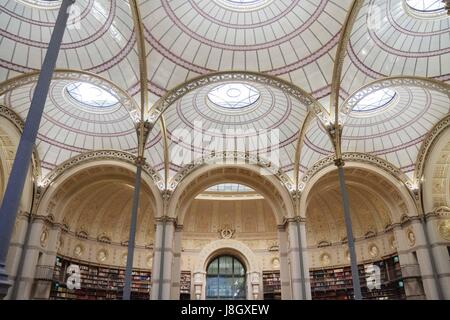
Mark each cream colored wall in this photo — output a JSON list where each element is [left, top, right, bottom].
[[307, 232, 397, 269], [57, 232, 153, 270], [423, 128, 450, 213], [181, 198, 279, 273]]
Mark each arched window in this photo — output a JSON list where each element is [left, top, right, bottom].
[[206, 255, 246, 300]]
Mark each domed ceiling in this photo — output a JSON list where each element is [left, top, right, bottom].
[[0, 0, 448, 189], [340, 0, 449, 101], [141, 0, 353, 104]]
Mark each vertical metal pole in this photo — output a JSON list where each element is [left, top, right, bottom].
[[295, 220, 307, 299], [123, 164, 143, 300], [336, 163, 363, 300], [158, 219, 167, 300], [0, 0, 74, 299]]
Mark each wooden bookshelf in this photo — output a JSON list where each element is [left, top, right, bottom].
[[310, 255, 405, 300], [50, 256, 151, 300], [263, 271, 281, 300]]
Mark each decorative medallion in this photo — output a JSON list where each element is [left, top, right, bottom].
[[122, 253, 128, 266], [368, 244, 379, 258], [407, 229, 416, 247], [219, 227, 235, 239], [40, 229, 49, 248], [320, 253, 331, 267], [73, 244, 84, 257], [97, 249, 108, 263], [438, 220, 450, 241]]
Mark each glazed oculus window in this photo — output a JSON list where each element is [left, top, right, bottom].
[[206, 184, 254, 193], [352, 88, 397, 113], [405, 0, 446, 12], [66, 82, 119, 108], [208, 83, 261, 109]]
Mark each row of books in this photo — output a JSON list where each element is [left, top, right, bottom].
[[310, 255, 405, 300]]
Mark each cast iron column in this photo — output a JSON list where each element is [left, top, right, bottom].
[[0, 0, 75, 299], [335, 159, 363, 300]]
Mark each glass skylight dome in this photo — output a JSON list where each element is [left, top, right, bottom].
[[353, 88, 397, 113], [66, 82, 119, 108], [206, 184, 254, 193], [207, 83, 261, 109], [225, 0, 264, 5], [405, 0, 446, 12]]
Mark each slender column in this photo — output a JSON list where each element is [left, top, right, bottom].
[[158, 219, 167, 299], [10, 214, 34, 300], [286, 218, 309, 299], [277, 226, 292, 300], [151, 217, 176, 300], [122, 161, 143, 300], [295, 219, 307, 299], [170, 225, 183, 300], [424, 212, 450, 299], [0, 0, 75, 298], [420, 215, 444, 300], [335, 160, 362, 300]]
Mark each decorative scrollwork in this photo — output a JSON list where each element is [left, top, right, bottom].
[[300, 152, 414, 192], [149, 71, 326, 125], [0, 104, 42, 177], [40, 150, 164, 190], [414, 115, 450, 184], [0, 70, 141, 123], [167, 150, 294, 193], [341, 77, 450, 117]]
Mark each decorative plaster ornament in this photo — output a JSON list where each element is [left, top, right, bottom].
[[407, 229, 416, 247], [74, 245, 84, 257], [97, 249, 108, 263], [219, 227, 235, 239], [438, 220, 450, 241], [40, 229, 49, 248], [369, 244, 379, 258], [320, 253, 331, 267]]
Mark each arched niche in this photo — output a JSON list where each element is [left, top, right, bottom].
[[168, 164, 295, 225], [193, 239, 262, 301], [300, 162, 420, 269], [422, 127, 450, 213], [167, 163, 292, 300], [37, 159, 163, 268], [300, 160, 419, 222], [0, 116, 34, 215]]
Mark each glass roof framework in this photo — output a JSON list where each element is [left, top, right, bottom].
[[0, 0, 448, 187], [405, 0, 446, 12], [207, 83, 261, 110], [66, 82, 120, 109], [206, 184, 255, 193]]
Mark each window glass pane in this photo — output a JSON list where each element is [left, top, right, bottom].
[[206, 255, 247, 300], [219, 256, 233, 275], [234, 260, 245, 276], [233, 277, 246, 299], [219, 277, 233, 298], [206, 277, 218, 298], [207, 259, 219, 275]]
